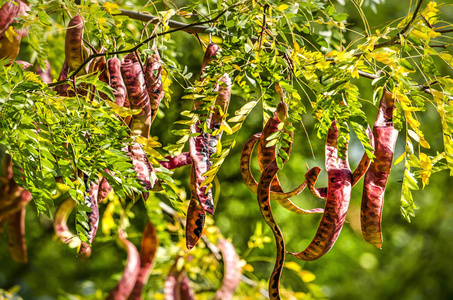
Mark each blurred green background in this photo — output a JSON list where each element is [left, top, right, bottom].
[[1, 0, 453, 299]]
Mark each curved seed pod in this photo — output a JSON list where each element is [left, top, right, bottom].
[[290, 121, 352, 261], [78, 182, 99, 256], [200, 42, 220, 77], [186, 166, 206, 249], [121, 53, 152, 138], [179, 272, 195, 300], [107, 57, 128, 107], [0, 189, 31, 219], [54, 197, 77, 243], [361, 88, 398, 249], [240, 133, 324, 214], [128, 221, 159, 300], [5, 206, 27, 263], [106, 229, 141, 300], [159, 152, 192, 170], [305, 167, 327, 199], [144, 42, 164, 126], [129, 142, 153, 200], [213, 239, 242, 300], [257, 161, 285, 300], [65, 15, 88, 73], [35, 60, 52, 83]]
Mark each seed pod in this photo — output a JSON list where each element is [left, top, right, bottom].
[[144, 42, 164, 126], [257, 161, 285, 300], [54, 197, 77, 243], [106, 229, 141, 300], [186, 166, 206, 249], [240, 132, 324, 214], [200, 42, 220, 77], [128, 221, 159, 300], [0, 1, 21, 36], [213, 239, 242, 300], [121, 53, 152, 138], [0, 28, 22, 61], [129, 142, 153, 201], [361, 88, 398, 248], [55, 61, 74, 97], [159, 152, 193, 170], [5, 206, 27, 263], [65, 14, 88, 73], [290, 121, 352, 261], [78, 182, 99, 256], [107, 57, 128, 107], [98, 176, 112, 204]]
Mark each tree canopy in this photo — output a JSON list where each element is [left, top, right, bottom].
[[0, 0, 452, 299]]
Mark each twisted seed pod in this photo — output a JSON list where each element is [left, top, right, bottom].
[[290, 121, 352, 261], [144, 42, 164, 126], [5, 206, 27, 263], [164, 262, 195, 300], [240, 132, 324, 214], [106, 229, 141, 300], [213, 239, 242, 300], [121, 53, 152, 138], [128, 221, 159, 300], [361, 88, 398, 248], [257, 161, 285, 300]]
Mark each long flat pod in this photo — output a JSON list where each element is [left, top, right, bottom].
[[144, 42, 164, 127], [5, 206, 27, 263], [0, 1, 21, 36], [78, 182, 99, 256], [65, 14, 88, 73], [212, 239, 242, 300], [128, 221, 159, 300], [186, 166, 206, 249], [257, 161, 286, 300], [121, 53, 152, 138], [361, 88, 398, 248], [240, 132, 324, 214], [290, 121, 352, 261], [107, 57, 128, 107], [106, 230, 141, 300], [159, 152, 192, 170], [129, 142, 153, 201]]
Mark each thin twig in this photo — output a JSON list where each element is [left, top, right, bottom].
[[373, 0, 424, 50], [259, 5, 269, 49], [434, 28, 453, 33]]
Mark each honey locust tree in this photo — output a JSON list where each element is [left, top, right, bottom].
[[0, 0, 453, 299]]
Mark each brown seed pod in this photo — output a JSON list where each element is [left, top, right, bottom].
[[107, 57, 128, 107], [5, 206, 27, 263], [121, 53, 152, 138], [129, 142, 153, 201], [361, 88, 398, 248], [290, 121, 352, 261], [106, 229, 141, 300], [240, 132, 324, 214], [128, 221, 159, 300], [257, 161, 285, 299], [212, 239, 242, 300], [65, 14, 89, 73], [186, 166, 206, 250]]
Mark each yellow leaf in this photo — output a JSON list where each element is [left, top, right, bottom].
[[4, 26, 18, 43], [103, 2, 121, 14], [277, 4, 289, 11], [299, 270, 316, 282], [419, 153, 432, 188]]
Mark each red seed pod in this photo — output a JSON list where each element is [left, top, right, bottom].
[[144, 43, 164, 126], [159, 152, 193, 170], [213, 239, 242, 300], [128, 221, 158, 300], [290, 121, 352, 261], [257, 161, 285, 299], [164, 261, 195, 300], [129, 142, 153, 201], [108, 57, 128, 107], [97, 176, 112, 204], [361, 88, 398, 248], [200, 42, 220, 77], [35, 60, 52, 84], [5, 206, 27, 263], [0, 1, 21, 36], [121, 53, 152, 138], [106, 229, 141, 300]]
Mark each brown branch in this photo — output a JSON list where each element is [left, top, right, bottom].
[[373, 0, 424, 50], [259, 5, 269, 49], [434, 28, 453, 33]]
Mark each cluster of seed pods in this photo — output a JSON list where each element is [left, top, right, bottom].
[[242, 87, 398, 299]]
